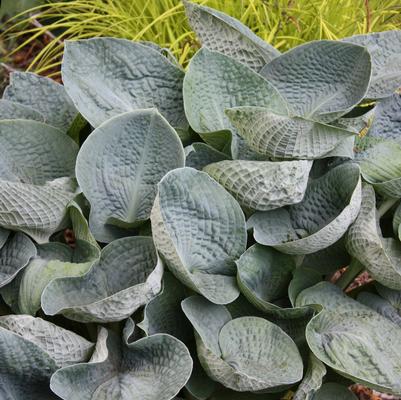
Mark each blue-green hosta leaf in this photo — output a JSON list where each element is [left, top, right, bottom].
[[18, 240, 100, 315], [62, 38, 187, 129], [204, 160, 312, 211], [0, 120, 79, 242], [183, 1, 279, 71], [0, 99, 44, 122], [151, 167, 246, 304], [76, 109, 184, 243], [346, 184, 401, 289], [357, 291, 401, 327], [393, 201, 401, 240], [313, 383, 357, 400], [259, 41, 371, 122], [236, 244, 309, 318], [138, 271, 192, 343], [293, 353, 326, 400], [306, 309, 401, 395], [185, 142, 228, 170], [50, 327, 193, 400], [358, 140, 401, 198], [0, 228, 10, 249], [249, 163, 361, 255], [41, 236, 163, 322], [0, 232, 36, 288], [343, 31, 401, 99], [3, 72, 77, 131], [288, 268, 323, 307], [226, 107, 356, 159], [183, 48, 287, 159], [182, 296, 303, 392], [0, 315, 93, 399], [368, 94, 401, 141], [376, 283, 401, 313]]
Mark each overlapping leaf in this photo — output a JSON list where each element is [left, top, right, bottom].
[[0, 99, 44, 122], [3, 72, 77, 131], [204, 160, 312, 211], [151, 167, 246, 304], [185, 142, 228, 170], [50, 326, 192, 400], [76, 109, 185, 243], [346, 184, 401, 289], [182, 296, 303, 392], [183, 0, 279, 71], [249, 163, 361, 254], [62, 38, 187, 128], [41, 236, 163, 322], [343, 30, 401, 99]]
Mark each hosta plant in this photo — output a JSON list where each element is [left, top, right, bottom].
[[0, 2, 401, 399]]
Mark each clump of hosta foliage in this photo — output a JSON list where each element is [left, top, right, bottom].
[[0, 2, 401, 399]]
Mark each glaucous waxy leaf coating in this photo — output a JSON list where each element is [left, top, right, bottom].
[[50, 327, 193, 400], [185, 142, 228, 170], [260, 41, 371, 122], [343, 30, 401, 99], [151, 167, 246, 304], [76, 109, 185, 243], [204, 160, 312, 211], [358, 141, 401, 198], [306, 309, 401, 395], [313, 383, 357, 400], [41, 236, 163, 322], [0, 232, 36, 288], [346, 185, 401, 289], [0, 99, 44, 122], [18, 240, 100, 315], [182, 296, 303, 392], [226, 107, 356, 159], [249, 163, 361, 254], [183, 48, 287, 159], [183, 0, 279, 71], [62, 38, 187, 128], [3, 72, 77, 131]]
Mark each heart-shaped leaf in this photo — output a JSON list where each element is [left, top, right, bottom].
[[346, 184, 401, 289], [151, 167, 246, 304], [50, 326, 192, 400], [3, 72, 77, 131], [183, 1, 279, 71], [249, 163, 361, 254], [182, 296, 303, 392], [204, 160, 311, 211], [343, 31, 401, 99], [41, 236, 163, 322], [62, 38, 187, 128], [76, 109, 185, 243]]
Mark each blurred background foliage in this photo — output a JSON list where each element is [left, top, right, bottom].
[[0, 0, 400, 78]]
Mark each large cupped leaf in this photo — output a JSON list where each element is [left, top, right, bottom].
[[0, 315, 93, 399], [182, 296, 303, 392], [0, 99, 44, 122], [357, 141, 401, 198], [204, 160, 312, 211], [183, 1, 279, 71], [3, 72, 77, 131], [18, 240, 100, 315], [0, 119, 79, 242], [50, 326, 193, 400], [368, 94, 401, 141], [41, 236, 163, 322], [346, 184, 401, 289], [306, 308, 401, 395], [259, 41, 371, 122], [249, 163, 361, 254], [343, 31, 401, 99], [62, 38, 187, 128], [0, 233, 36, 288], [226, 107, 356, 159], [183, 48, 287, 159], [236, 244, 309, 318], [75, 109, 185, 243], [151, 167, 246, 304]]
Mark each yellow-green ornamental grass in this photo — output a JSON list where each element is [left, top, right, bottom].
[[3, 0, 401, 75]]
